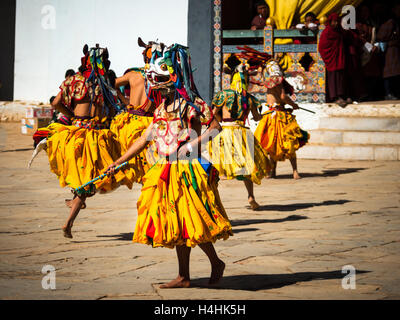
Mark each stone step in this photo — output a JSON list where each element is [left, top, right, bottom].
[[318, 117, 400, 132], [309, 130, 400, 146], [297, 144, 400, 161]]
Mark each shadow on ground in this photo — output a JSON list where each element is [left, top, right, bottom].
[[232, 227, 260, 234], [97, 227, 264, 240], [0, 148, 33, 153], [231, 214, 308, 227], [97, 200, 350, 241], [272, 168, 367, 180], [97, 215, 307, 241], [97, 232, 134, 241], [254, 200, 352, 212], [190, 270, 370, 291]]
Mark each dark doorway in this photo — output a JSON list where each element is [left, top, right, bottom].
[[0, 0, 16, 101], [222, 0, 264, 45], [222, 0, 258, 30]]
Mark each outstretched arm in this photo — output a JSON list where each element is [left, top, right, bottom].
[[269, 85, 299, 109], [280, 87, 299, 109], [178, 118, 222, 158]]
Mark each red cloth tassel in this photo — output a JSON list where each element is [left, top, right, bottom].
[[182, 219, 189, 239], [146, 217, 155, 239], [160, 163, 172, 187], [33, 130, 50, 146]]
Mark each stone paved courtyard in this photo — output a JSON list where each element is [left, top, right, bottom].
[[0, 122, 399, 300]]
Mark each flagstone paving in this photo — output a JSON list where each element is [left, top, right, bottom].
[[0, 122, 399, 300]]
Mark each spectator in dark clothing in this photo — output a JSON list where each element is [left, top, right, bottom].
[[318, 13, 348, 107], [377, 3, 400, 100], [343, 27, 368, 102], [300, 12, 319, 31], [356, 4, 385, 101], [251, 1, 270, 30], [293, 12, 319, 44], [305, 12, 318, 27]]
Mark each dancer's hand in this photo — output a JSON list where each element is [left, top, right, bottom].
[[106, 162, 118, 176], [178, 143, 193, 159], [292, 104, 300, 110]]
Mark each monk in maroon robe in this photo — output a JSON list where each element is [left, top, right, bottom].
[[318, 13, 348, 107]]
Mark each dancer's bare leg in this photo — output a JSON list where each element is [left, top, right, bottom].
[[199, 242, 225, 285], [65, 195, 86, 209], [62, 194, 86, 239], [268, 159, 277, 178], [160, 245, 191, 288], [290, 155, 301, 180], [244, 179, 259, 210]]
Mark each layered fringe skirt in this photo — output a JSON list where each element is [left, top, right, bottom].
[[208, 121, 271, 184], [46, 121, 126, 194], [110, 111, 157, 187], [133, 158, 233, 248], [254, 109, 309, 162]]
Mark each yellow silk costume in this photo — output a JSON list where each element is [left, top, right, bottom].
[[110, 70, 158, 186], [46, 73, 126, 195], [254, 105, 309, 162], [46, 119, 126, 194], [133, 98, 232, 248], [110, 106, 157, 187], [208, 90, 271, 184]]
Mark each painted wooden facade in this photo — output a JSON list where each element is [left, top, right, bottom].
[[212, 0, 327, 103]]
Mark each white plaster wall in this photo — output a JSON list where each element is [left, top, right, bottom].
[[14, 0, 188, 102]]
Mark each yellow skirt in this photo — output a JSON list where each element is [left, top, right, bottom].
[[133, 158, 233, 248], [110, 112, 157, 186], [208, 122, 271, 184], [254, 110, 309, 162], [46, 122, 126, 194]]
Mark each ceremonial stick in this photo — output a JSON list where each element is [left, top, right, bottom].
[[298, 106, 316, 114], [74, 161, 128, 193], [261, 107, 315, 115]]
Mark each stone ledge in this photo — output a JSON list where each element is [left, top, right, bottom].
[[309, 130, 400, 146], [292, 102, 400, 131], [294, 102, 400, 118], [297, 144, 400, 161], [318, 117, 400, 132]]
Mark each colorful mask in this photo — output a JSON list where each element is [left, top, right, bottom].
[[236, 46, 295, 94], [138, 38, 172, 90], [78, 44, 121, 114]]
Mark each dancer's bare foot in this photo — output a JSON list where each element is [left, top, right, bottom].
[[209, 260, 225, 285], [293, 171, 301, 180], [159, 276, 190, 289], [249, 199, 260, 210], [65, 199, 86, 209], [62, 226, 73, 239]]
